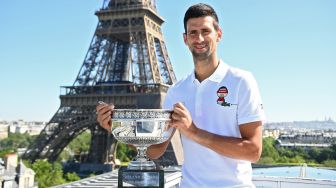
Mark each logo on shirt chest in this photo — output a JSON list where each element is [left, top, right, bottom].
[[216, 86, 236, 107]]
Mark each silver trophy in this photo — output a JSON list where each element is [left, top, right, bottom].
[[111, 109, 173, 187]]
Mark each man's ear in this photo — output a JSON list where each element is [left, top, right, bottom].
[[216, 28, 222, 42], [183, 33, 188, 44]]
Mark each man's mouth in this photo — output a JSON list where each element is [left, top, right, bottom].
[[194, 44, 207, 50]]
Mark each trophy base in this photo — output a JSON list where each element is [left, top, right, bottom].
[[118, 166, 164, 188], [128, 160, 156, 170]]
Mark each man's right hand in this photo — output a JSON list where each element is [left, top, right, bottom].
[[96, 102, 115, 132]]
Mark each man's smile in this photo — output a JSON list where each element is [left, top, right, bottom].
[[193, 43, 208, 51]]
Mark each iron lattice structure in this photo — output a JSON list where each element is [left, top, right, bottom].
[[23, 0, 183, 166]]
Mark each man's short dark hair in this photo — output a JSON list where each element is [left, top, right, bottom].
[[183, 3, 219, 33]]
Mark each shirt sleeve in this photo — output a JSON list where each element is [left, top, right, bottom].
[[237, 72, 266, 125], [163, 87, 175, 110]]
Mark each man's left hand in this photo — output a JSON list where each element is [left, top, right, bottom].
[[171, 102, 198, 138]]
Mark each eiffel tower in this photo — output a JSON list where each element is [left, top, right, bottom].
[[23, 0, 183, 166]]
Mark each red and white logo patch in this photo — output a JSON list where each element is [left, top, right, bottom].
[[217, 86, 228, 98], [217, 86, 230, 107]]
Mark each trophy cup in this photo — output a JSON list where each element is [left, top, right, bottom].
[[111, 109, 174, 188]]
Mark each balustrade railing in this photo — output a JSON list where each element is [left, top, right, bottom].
[[60, 83, 169, 96]]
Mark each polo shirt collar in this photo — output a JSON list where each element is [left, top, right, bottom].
[[190, 59, 228, 84]]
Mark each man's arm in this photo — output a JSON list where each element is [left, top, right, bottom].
[[146, 129, 176, 159], [172, 102, 262, 163], [190, 121, 262, 162]]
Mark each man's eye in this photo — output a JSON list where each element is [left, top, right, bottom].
[[189, 31, 197, 35], [202, 30, 210, 35]]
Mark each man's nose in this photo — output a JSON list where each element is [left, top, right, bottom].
[[195, 33, 205, 41]]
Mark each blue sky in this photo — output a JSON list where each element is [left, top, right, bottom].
[[0, 0, 335, 122]]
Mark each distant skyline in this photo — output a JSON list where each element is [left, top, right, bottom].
[[0, 0, 335, 122]]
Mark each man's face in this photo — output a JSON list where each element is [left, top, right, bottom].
[[183, 16, 222, 61]]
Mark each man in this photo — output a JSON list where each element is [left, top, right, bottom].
[[97, 3, 265, 188]]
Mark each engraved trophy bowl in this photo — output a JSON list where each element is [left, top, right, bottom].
[[111, 109, 173, 170]]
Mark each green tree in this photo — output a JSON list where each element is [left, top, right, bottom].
[[58, 131, 91, 162], [322, 160, 336, 168], [289, 155, 305, 163], [277, 156, 290, 163], [278, 147, 295, 158], [116, 143, 137, 162], [330, 144, 336, 160], [30, 160, 66, 188], [64, 172, 80, 182], [256, 138, 336, 167], [260, 137, 279, 162], [307, 147, 321, 162], [0, 148, 15, 158], [68, 131, 91, 154], [293, 147, 309, 160], [317, 148, 333, 163], [0, 133, 37, 158], [258, 157, 276, 164], [0, 132, 36, 149]]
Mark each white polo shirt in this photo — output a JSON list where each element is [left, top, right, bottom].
[[164, 60, 265, 188]]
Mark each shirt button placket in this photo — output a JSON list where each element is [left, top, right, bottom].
[[195, 82, 204, 117]]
